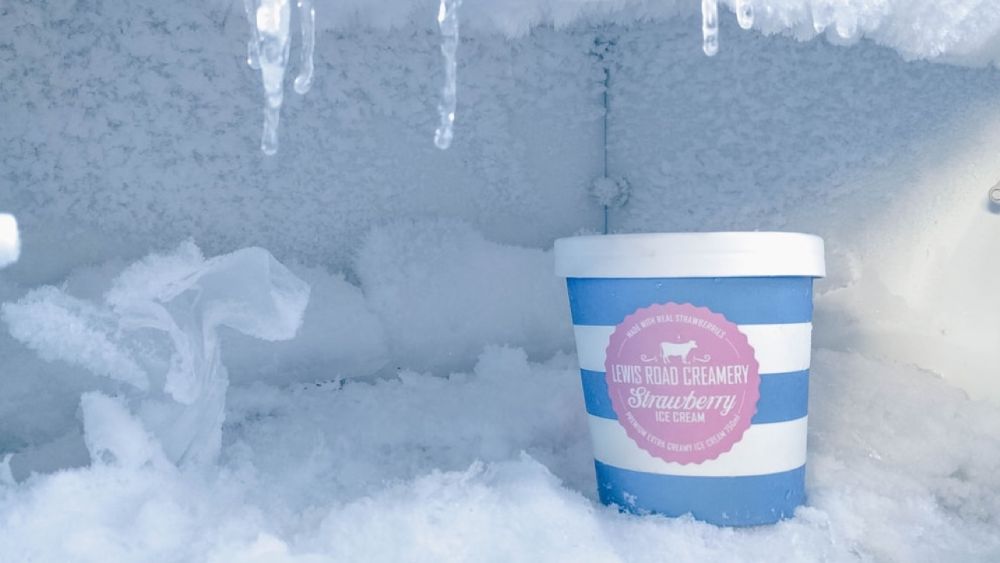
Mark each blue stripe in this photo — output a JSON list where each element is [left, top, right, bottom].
[[566, 277, 814, 326], [582, 369, 809, 424], [581, 369, 617, 419], [594, 460, 805, 526], [755, 370, 809, 424]]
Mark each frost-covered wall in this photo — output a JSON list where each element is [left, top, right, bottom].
[[0, 0, 605, 285], [607, 19, 1000, 400], [607, 18, 1000, 401]]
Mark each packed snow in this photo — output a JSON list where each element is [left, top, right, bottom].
[[1, 0, 1000, 561], [0, 232, 998, 561]]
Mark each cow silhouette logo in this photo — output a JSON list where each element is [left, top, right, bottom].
[[604, 302, 760, 464], [642, 339, 711, 364]]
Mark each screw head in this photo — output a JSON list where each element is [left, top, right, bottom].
[[991, 186, 1000, 205]]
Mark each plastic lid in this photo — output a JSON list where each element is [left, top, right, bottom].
[[554, 232, 825, 278]]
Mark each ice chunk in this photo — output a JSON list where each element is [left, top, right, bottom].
[[434, 0, 463, 149], [2, 242, 310, 467], [0, 214, 18, 269]]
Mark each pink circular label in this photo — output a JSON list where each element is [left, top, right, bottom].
[[604, 302, 760, 464]]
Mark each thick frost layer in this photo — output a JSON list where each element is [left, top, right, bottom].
[[247, 0, 1000, 151], [301, 0, 1000, 65], [356, 219, 573, 372], [0, 346, 997, 561]]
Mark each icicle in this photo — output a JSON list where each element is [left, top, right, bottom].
[[701, 0, 719, 57], [812, 3, 835, 34], [736, 0, 754, 30], [834, 11, 858, 40], [434, 0, 463, 150], [243, 0, 261, 69], [246, 0, 316, 155], [293, 0, 315, 95], [255, 0, 291, 155]]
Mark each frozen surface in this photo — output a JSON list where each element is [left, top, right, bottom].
[[0, 341, 998, 561]]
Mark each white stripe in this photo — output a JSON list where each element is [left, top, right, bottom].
[[741, 323, 812, 374], [573, 323, 812, 374], [587, 414, 808, 477]]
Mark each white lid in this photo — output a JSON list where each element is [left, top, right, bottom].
[[554, 232, 825, 278]]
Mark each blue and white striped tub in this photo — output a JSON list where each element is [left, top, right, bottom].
[[556, 233, 824, 527]]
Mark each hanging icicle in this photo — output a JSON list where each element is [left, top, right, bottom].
[[244, 0, 317, 155], [243, 0, 262, 69], [736, 0, 755, 30], [434, 0, 463, 150], [701, 0, 719, 56], [812, 3, 835, 34], [255, 0, 292, 156], [294, 0, 315, 95]]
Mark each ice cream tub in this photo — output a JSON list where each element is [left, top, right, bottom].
[[554, 232, 825, 526]]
